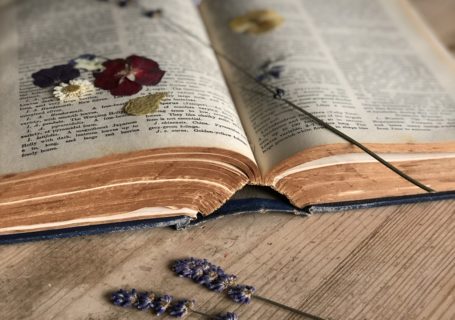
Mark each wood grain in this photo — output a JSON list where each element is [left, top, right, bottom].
[[0, 1, 454, 320]]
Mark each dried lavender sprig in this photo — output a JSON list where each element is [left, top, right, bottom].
[[171, 258, 327, 320], [110, 288, 239, 319]]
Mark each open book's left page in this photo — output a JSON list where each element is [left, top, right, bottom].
[[0, 0, 255, 175]]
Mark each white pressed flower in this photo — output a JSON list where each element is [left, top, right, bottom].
[[73, 57, 106, 71], [53, 79, 95, 102]]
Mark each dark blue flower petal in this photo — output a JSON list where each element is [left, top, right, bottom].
[[31, 64, 80, 88], [57, 65, 80, 83]]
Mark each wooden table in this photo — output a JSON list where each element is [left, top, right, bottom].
[[1, 1, 454, 319]]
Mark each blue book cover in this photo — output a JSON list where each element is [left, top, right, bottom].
[[1, 186, 454, 245]]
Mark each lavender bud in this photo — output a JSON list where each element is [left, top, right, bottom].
[[111, 288, 138, 308], [136, 291, 155, 310], [152, 294, 173, 316], [217, 312, 239, 320], [227, 285, 256, 304], [168, 299, 195, 318]]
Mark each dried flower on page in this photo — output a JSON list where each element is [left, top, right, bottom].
[[94, 55, 165, 96], [53, 79, 95, 102], [229, 10, 284, 35], [32, 64, 80, 88]]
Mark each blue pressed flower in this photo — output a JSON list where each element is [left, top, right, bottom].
[[31, 64, 80, 88], [136, 291, 155, 310], [217, 312, 239, 320], [168, 299, 195, 318], [68, 54, 106, 71], [152, 294, 173, 316], [227, 285, 256, 304], [111, 288, 138, 307]]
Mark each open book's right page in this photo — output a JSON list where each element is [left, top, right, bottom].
[[201, 0, 455, 176]]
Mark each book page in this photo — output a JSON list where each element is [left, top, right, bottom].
[[201, 0, 455, 174], [0, 0, 255, 175]]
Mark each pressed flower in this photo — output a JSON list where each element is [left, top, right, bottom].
[[53, 79, 95, 101], [32, 64, 80, 88], [69, 54, 107, 71], [94, 55, 165, 96], [123, 92, 168, 116], [229, 10, 284, 35]]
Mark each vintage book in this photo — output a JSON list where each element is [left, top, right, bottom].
[[0, 0, 454, 241]]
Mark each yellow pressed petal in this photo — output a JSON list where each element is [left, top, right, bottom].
[[123, 92, 168, 116], [229, 9, 283, 34]]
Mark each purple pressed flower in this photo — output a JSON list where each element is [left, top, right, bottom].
[[152, 294, 173, 316], [111, 288, 138, 307], [168, 299, 195, 318], [227, 285, 256, 304], [31, 64, 80, 88], [217, 312, 239, 320]]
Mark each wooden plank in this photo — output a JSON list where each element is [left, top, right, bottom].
[[0, 201, 454, 319]]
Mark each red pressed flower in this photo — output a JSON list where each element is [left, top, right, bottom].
[[94, 55, 165, 96]]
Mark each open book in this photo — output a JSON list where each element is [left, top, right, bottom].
[[1, 0, 454, 240]]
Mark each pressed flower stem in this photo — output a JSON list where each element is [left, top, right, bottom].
[[160, 16, 435, 194], [252, 294, 326, 320]]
